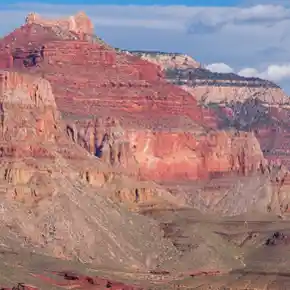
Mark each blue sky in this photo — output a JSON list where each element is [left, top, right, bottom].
[[3, 0, 241, 6], [1, 0, 290, 93]]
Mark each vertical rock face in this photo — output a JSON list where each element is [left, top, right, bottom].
[[25, 11, 94, 36], [0, 70, 59, 144], [0, 70, 181, 206], [0, 14, 269, 183], [67, 117, 139, 177], [65, 117, 266, 182], [182, 84, 288, 105], [0, 70, 186, 271], [124, 130, 266, 181]]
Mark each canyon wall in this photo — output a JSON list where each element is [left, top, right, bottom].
[[67, 118, 266, 181], [0, 13, 288, 217], [0, 70, 190, 270], [0, 13, 270, 183], [134, 51, 290, 171], [3, 12, 290, 290]]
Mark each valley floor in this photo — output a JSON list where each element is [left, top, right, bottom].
[[2, 212, 290, 289]]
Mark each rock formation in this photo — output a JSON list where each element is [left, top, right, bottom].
[[1, 12, 290, 290], [4, 13, 290, 213], [182, 81, 288, 105], [129, 53, 288, 105], [126, 50, 201, 70], [0, 70, 250, 289], [135, 51, 290, 172], [125, 129, 266, 181], [165, 66, 288, 105], [0, 12, 289, 218], [0, 70, 186, 271], [25, 11, 94, 36], [65, 118, 266, 181], [0, 16, 271, 183]]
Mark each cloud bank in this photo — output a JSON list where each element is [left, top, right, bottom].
[[206, 62, 290, 83], [205, 63, 234, 74]]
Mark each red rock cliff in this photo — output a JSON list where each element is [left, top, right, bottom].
[[0, 15, 267, 182], [0, 70, 186, 270]]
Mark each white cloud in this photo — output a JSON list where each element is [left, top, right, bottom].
[[238, 64, 290, 82], [204, 62, 290, 84], [205, 62, 290, 83], [266, 64, 290, 81], [205, 63, 234, 73], [238, 68, 259, 78]]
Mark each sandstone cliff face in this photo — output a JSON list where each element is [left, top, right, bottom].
[[126, 130, 266, 181], [65, 116, 266, 182], [0, 71, 252, 284], [135, 52, 290, 172], [26, 11, 94, 36], [170, 68, 290, 170], [0, 13, 286, 217], [182, 84, 288, 105], [164, 67, 289, 105], [0, 70, 188, 270], [2, 16, 290, 290], [0, 70, 184, 207], [0, 17, 270, 183]]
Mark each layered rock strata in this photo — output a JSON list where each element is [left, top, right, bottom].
[[130, 53, 288, 105], [0, 14, 270, 183], [0, 70, 186, 271], [135, 51, 290, 171], [2, 13, 289, 216]]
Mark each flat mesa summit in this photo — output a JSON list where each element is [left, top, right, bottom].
[[0, 11, 290, 290]]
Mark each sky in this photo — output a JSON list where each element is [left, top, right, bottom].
[[1, 0, 241, 5], [1, 0, 290, 93]]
